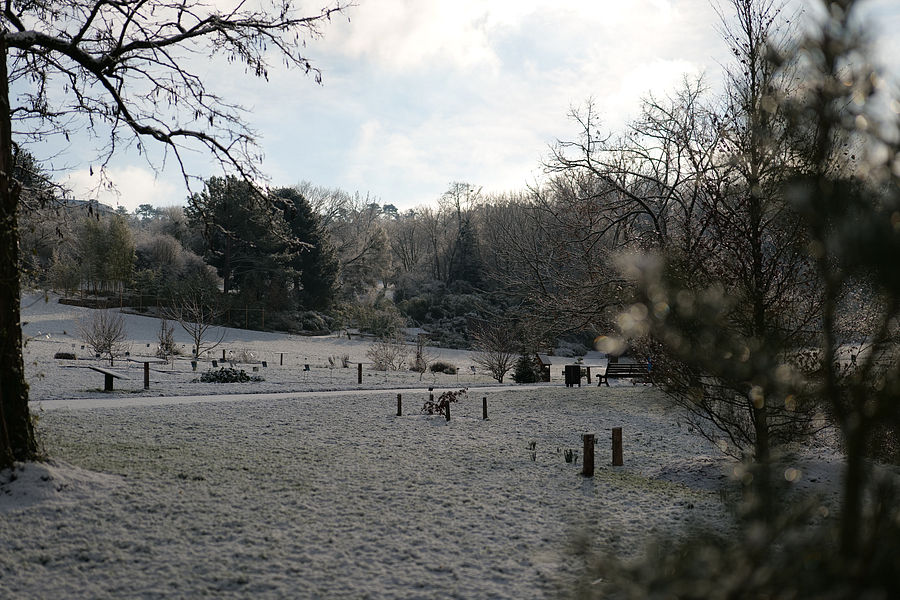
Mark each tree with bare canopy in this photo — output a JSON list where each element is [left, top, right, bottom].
[[0, 0, 349, 469]]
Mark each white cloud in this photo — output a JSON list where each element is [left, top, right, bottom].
[[310, 1, 720, 208], [326, 0, 502, 72], [61, 165, 181, 213]]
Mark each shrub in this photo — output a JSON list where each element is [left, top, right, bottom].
[[350, 302, 406, 338], [299, 311, 332, 332], [429, 361, 457, 375], [366, 336, 408, 371], [578, 483, 900, 600], [53, 352, 76, 360], [199, 368, 263, 383], [156, 318, 178, 359], [421, 388, 468, 415], [232, 348, 258, 363], [327, 354, 350, 368]]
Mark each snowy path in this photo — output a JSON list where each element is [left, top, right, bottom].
[[32, 385, 549, 411]]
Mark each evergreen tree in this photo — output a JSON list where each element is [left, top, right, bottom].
[[186, 176, 295, 301], [271, 187, 339, 310], [512, 352, 540, 383]]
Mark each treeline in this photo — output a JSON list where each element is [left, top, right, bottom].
[[17, 176, 517, 346]]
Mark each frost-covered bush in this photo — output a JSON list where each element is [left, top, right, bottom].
[[366, 336, 408, 371], [429, 361, 457, 375], [156, 318, 178, 359], [327, 354, 350, 368], [199, 368, 263, 383], [297, 310, 332, 333], [349, 301, 406, 338], [232, 348, 257, 363]]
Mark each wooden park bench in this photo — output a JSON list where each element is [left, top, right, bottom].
[[596, 362, 651, 386], [85, 365, 130, 391]]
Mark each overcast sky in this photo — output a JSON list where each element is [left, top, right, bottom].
[[50, 0, 900, 213]]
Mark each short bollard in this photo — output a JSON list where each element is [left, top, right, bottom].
[[397, 393, 402, 417], [612, 427, 623, 466], [582, 434, 595, 477], [143, 362, 150, 390], [357, 362, 363, 384], [280, 353, 284, 366], [482, 396, 488, 420], [445, 401, 451, 421]]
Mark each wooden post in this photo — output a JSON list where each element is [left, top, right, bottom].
[[582, 434, 595, 477], [482, 396, 488, 420], [397, 394, 402, 416], [143, 362, 150, 390], [358, 362, 363, 384], [104, 373, 114, 392], [280, 353, 284, 366], [445, 400, 451, 421], [612, 427, 623, 466], [222, 349, 226, 360]]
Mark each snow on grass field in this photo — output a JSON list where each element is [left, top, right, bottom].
[[1, 294, 844, 598], [19, 293, 491, 402]]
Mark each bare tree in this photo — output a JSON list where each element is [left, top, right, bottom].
[[470, 318, 517, 383], [1, 0, 348, 467], [156, 318, 177, 360], [483, 185, 623, 338], [386, 211, 427, 276], [410, 333, 435, 379], [164, 283, 226, 359], [538, 0, 819, 498], [366, 336, 408, 371], [78, 310, 129, 366]]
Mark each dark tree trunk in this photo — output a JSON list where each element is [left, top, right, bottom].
[[840, 423, 866, 558], [0, 40, 38, 469]]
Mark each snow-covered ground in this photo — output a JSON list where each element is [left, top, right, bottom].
[[19, 292, 496, 402], [1, 294, 845, 598]]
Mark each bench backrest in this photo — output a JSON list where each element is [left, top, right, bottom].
[[606, 362, 648, 374]]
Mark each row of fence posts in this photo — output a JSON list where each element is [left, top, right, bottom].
[[394, 392, 491, 422], [394, 390, 623, 475], [580, 428, 624, 476]]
